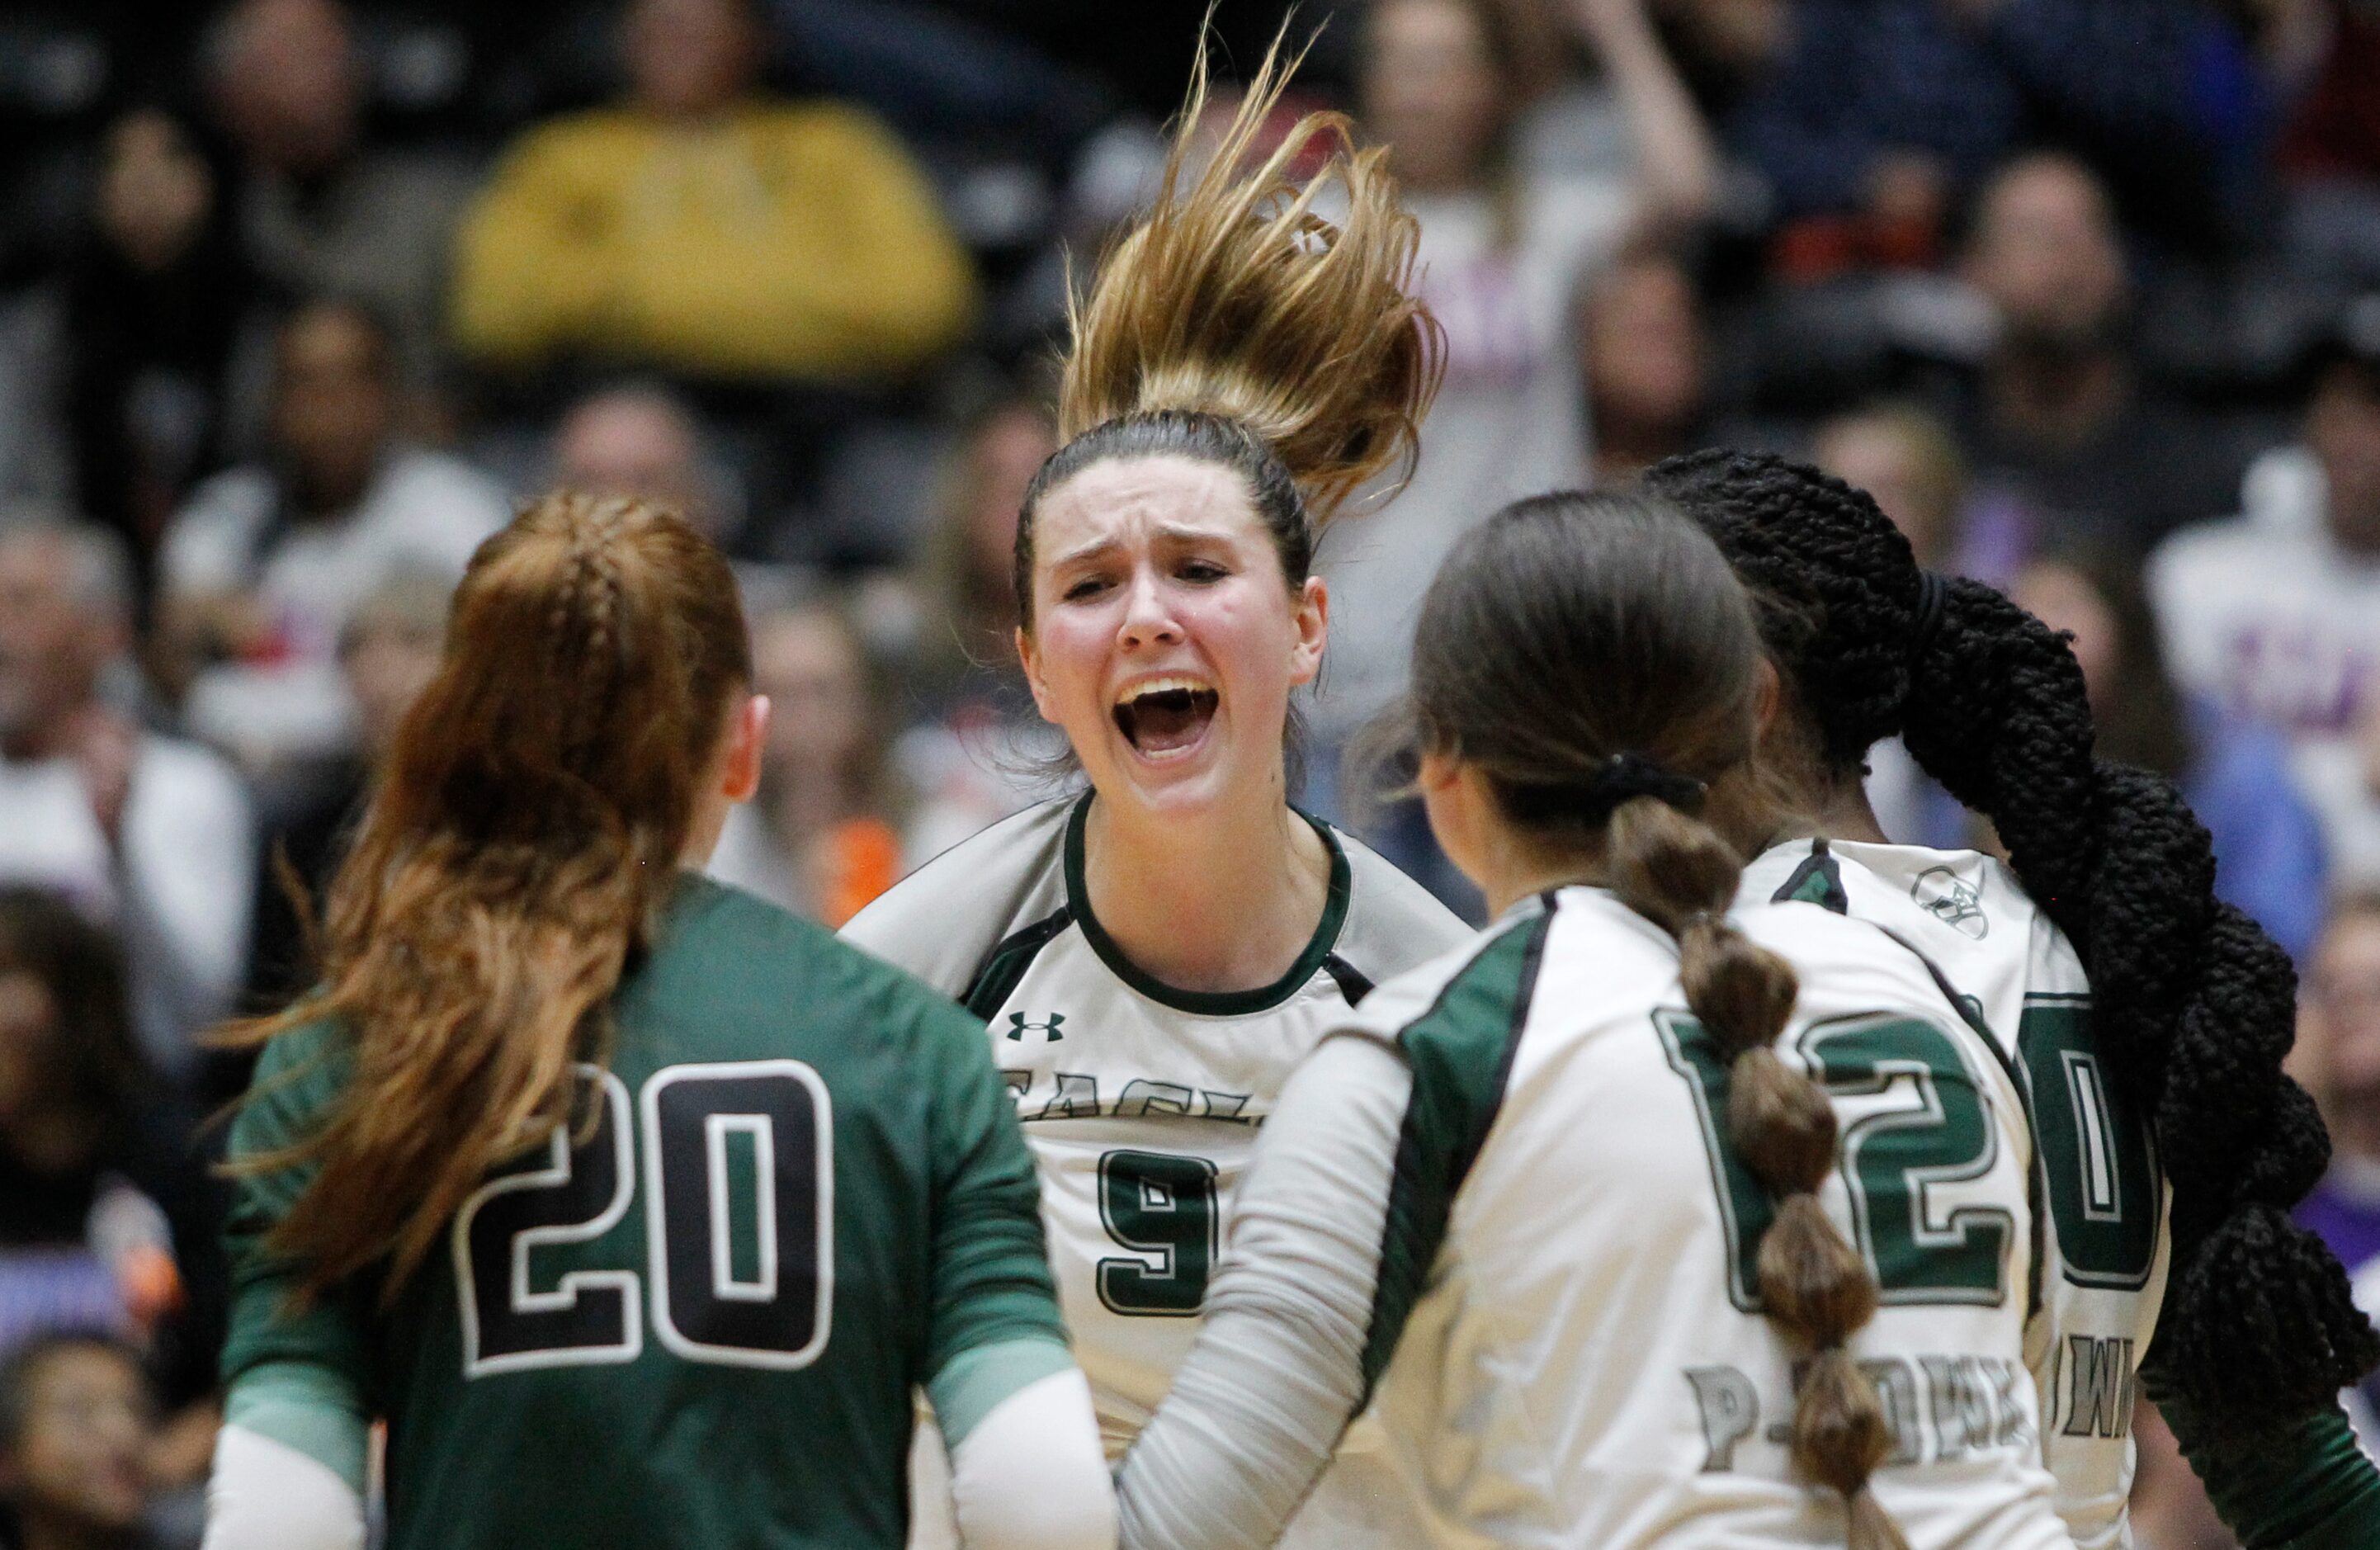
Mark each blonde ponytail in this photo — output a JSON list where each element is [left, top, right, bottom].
[[1056, 28, 1443, 521]]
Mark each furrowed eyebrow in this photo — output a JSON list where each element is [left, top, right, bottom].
[[1046, 536, 1121, 569], [1046, 522, 1238, 569], [1153, 522, 1239, 548]]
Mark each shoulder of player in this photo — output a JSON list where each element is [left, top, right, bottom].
[[1352, 906, 1553, 1052], [1732, 892, 1905, 958], [1751, 848, 2094, 1059], [1327, 824, 1474, 979], [838, 796, 1074, 992], [659, 874, 986, 1041], [1341, 897, 1647, 1165], [1731, 901, 2000, 1048], [227, 1014, 354, 1160], [1374, 886, 1679, 1040], [1799, 840, 2038, 957]]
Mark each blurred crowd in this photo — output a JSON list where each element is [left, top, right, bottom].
[[5, 0, 2380, 1543]]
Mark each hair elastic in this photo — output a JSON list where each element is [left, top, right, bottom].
[[1501, 752, 1709, 827]]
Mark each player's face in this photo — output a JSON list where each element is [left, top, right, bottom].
[[9, 1348, 152, 1531], [2312, 910, 2380, 1112], [1362, 0, 1504, 195], [1019, 455, 1325, 817]]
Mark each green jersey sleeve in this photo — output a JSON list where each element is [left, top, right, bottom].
[[219, 1023, 371, 1383], [217, 1021, 377, 1492], [2147, 1373, 2380, 1550], [914, 992, 1073, 1442]]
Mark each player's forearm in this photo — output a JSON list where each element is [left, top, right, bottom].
[[1115, 1036, 1415, 1550], [1114, 1299, 1361, 1550], [1572, 0, 1718, 227], [940, 1355, 1116, 1550], [2148, 1373, 2380, 1549], [201, 1421, 366, 1550]]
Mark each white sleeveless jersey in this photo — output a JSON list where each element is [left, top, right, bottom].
[[1114, 886, 2071, 1550], [1741, 838, 2171, 1548], [843, 792, 1469, 1538]]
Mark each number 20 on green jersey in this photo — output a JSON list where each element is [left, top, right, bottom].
[[456, 1061, 833, 1374]]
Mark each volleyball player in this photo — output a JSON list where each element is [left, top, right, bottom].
[[1114, 490, 2075, 1548], [200, 494, 1112, 1550], [1644, 448, 2380, 1547], [838, 35, 1468, 1543]]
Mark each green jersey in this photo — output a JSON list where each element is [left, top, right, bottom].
[[220, 875, 1066, 1550]]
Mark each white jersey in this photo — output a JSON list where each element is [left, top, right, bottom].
[[1742, 837, 2171, 1548], [842, 792, 1468, 1538], [2148, 503, 2380, 749], [1115, 886, 2071, 1550]]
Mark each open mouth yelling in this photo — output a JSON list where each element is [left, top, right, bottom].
[[1112, 673, 1221, 761]]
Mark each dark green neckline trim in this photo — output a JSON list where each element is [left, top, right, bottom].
[[1061, 789, 1353, 1017]]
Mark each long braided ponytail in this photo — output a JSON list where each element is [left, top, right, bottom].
[[1410, 491, 1905, 1546], [1642, 448, 2380, 1435], [1608, 801, 1907, 1549]]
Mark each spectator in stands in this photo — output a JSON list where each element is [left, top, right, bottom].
[[0, 522, 251, 1079], [2299, 697, 2380, 896], [0, 891, 220, 1425], [1732, 0, 2267, 267], [203, 0, 473, 397], [2281, 0, 2380, 288], [449, 0, 978, 383], [906, 393, 1047, 711], [2296, 891, 2380, 1273], [56, 106, 254, 607], [887, 392, 1063, 858], [550, 385, 739, 546], [1811, 401, 1968, 569], [1312, 0, 1717, 793], [158, 300, 505, 776], [2014, 547, 2330, 963], [1652, 0, 1789, 111], [707, 599, 905, 925], [1580, 250, 1710, 484], [0, 1334, 162, 1550], [2151, 308, 2380, 761], [238, 568, 446, 1027], [1953, 153, 2243, 555]]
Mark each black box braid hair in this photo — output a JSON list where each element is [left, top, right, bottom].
[[1644, 448, 2379, 1441]]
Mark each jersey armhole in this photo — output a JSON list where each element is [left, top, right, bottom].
[[960, 907, 1074, 1020]]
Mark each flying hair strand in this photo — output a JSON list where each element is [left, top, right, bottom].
[[1056, 21, 1444, 523]]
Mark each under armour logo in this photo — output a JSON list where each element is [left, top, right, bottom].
[[1007, 1012, 1065, 1042], [1911, 866, 1989, 939]]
